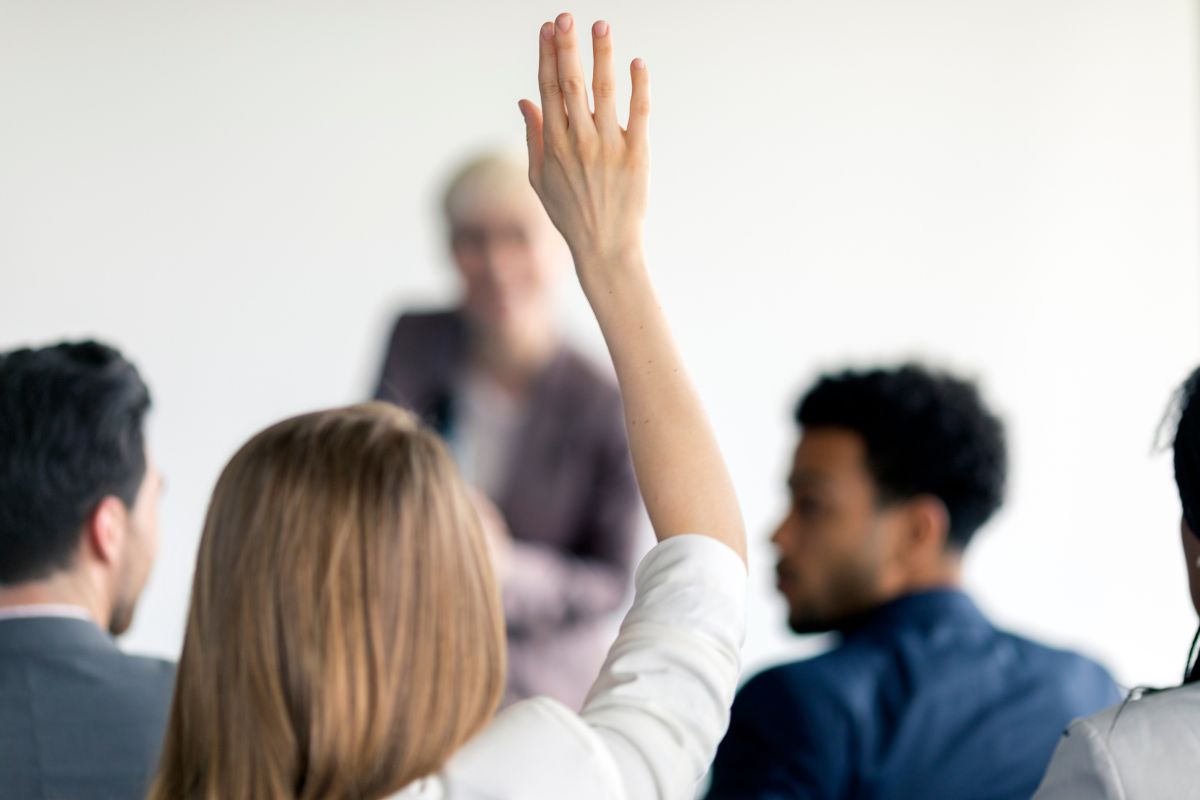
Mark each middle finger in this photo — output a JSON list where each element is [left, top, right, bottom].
[[553, 13, 596, 139]]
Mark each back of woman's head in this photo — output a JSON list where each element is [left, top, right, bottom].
[[1176, 367, 1200, 534], [152, 403, 505, 799]]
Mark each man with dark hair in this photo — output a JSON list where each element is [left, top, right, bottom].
[[707, 364, 1120, 800], [0, 340, 174, 798]]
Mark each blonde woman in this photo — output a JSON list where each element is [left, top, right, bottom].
[[151, 13, 747, 800]]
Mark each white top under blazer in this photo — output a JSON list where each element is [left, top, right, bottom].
[[389, 534, 747, 800]]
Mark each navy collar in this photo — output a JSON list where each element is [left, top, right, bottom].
[[839, 589, 989, 640]]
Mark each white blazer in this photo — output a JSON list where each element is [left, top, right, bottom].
[[1035, 682, 1200, 799], [390, 535, 747, 800]]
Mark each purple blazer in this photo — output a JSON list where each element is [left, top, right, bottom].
[[374, 309, 642, 707]]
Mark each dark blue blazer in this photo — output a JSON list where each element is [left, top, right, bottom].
[[706, 591, 1121, 800]]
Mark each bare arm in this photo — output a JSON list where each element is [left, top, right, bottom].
[[518, 15, 746, 563]]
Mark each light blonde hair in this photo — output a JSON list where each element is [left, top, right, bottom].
[[150, 403, 505, 799], [441, 150, 530, 222]]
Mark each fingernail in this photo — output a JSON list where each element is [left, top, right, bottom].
[[556, 13, 573, 33], [593, 20, 609, 37], [632, 57, 646, 70], [541, 22, 554, 40]]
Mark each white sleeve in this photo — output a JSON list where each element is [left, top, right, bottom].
[[579, 534, 747, 800], [1033, 719, 1127, 800], [438, 535, 746, 800]]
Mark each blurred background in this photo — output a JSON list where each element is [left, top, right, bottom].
[[2, 0, 1198, 688]]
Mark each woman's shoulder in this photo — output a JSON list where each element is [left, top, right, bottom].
[[1086, 683, 1200, 723], [1039, 684, 1200, 798], [439, 697, 626, 800], [388, 695, 624, 796], [1069, 682, 1200, 752], [410, 538, 746, 800], [387, 698, 622, 800]]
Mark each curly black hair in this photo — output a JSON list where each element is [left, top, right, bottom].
[[1175, 366, 1200, 536], [796, 363, 1007, 550], [0, 340, 151, 584], [1168, 367, 1200, 686]]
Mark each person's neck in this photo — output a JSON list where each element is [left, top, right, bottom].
[[904, 564, 963, 594], [0, 570, 110, 628], [833, 563, 966, 635], [468, 318, 559, 394]]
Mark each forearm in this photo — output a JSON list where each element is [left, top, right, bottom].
[[579, 259, 745, 562], [521, 13, 746, 564]]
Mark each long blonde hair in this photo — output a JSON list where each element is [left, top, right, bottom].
[[151, 403, 505, 799]]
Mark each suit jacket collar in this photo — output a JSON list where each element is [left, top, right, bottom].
[[0, 615, 119, 655], [840, 589, 988, 640]]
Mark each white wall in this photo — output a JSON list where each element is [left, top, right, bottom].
[[2, 0, 1198, 688]]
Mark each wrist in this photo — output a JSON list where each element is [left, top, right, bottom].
[[572, 244, 650, 294]]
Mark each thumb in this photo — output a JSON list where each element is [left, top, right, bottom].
[[518, 99, 545, 185]]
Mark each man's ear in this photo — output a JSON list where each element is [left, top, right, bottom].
[[84, 496, 127, 566], [900, 495, 951, 560]]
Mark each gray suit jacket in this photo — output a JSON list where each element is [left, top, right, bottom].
[[0, 617, 175, 799]]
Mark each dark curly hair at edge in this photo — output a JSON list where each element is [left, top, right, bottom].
[[1171, 366, 1200, 686], [1175, 367, 1200, 537], [796, 363, 1007, 551]]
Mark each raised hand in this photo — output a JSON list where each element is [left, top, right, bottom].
[[518, 14, 649, 284], [518, 13, 746, 564]]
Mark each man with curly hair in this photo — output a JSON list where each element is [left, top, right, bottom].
[[707, 364, 1120, 800]]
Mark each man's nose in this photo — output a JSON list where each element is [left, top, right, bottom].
[[770, 516, 791, 550]]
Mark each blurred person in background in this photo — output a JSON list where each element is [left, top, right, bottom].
[[373, 150, 641, 708], [1035, 366, 1200, 798], [706, 364, 1121, 800], [151, 16, 748, 798], [0, 340, 173, 799]]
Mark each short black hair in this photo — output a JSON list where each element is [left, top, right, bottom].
[[796, 363, 1007, 550], [1175, 366, 1200, 534], [0, 340, 151, 584]]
